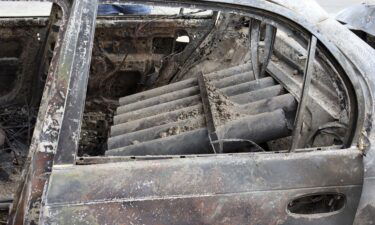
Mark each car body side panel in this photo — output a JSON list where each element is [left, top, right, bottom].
[[42, 187, 361, 225], [315, 18, 375, 225], [40, 149, 363, 224], [336, 3, 375, 37], [102, 2, 375, 223]]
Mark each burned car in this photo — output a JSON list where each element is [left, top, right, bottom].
[[0, 0, 375, 224], [336, 1, 375, 49]]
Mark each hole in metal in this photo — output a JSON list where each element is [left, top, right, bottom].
[[288, 193, 346, 215]]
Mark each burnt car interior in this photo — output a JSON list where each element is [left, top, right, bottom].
[[0, 1, 366, 224], [82, 5, 357, 157]]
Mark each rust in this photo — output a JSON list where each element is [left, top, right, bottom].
[[0, 0, 374, 224]]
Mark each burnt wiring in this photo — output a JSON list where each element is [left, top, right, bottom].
[[0, 103, 36, 157]]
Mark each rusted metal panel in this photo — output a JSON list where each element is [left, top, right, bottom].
[[46, 150, 362, 204], [2, 0, 374, 224], [41, 149, 363, 224], [336, 3, 375, 37], [6, 1, 71, 224], [53, 0, 98, 165], [353, 177, 375, 225], [42, 186, 361, 225], [314, 18, 375, 224]]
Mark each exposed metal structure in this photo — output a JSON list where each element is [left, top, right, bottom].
[[249, 18, 277, 80], [0, 0, 374, 224], [290, 36, 317, 151], [336, 2, 375, 49], [106, 64, 295, 155], [336, 2, 375, 37]]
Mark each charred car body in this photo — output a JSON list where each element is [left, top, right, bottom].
[[336, 2, 375, 49], [0, 0, 374, 224]]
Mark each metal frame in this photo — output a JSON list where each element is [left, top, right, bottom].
[[290, 35, 317, 151], [1, 0, 374, 224], [4, 1, 71, 224], [53, 0, 98, 165], [197, 72, 222, 153], [97, 0, 371, 145], [249, 18, 277, 80], [4, 0, 96, 223]]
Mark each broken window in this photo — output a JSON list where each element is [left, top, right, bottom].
[[71, 3, 357, 159]]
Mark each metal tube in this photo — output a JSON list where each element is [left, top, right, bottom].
[[116, 78, 279, 119], [205, 62, 252, 80], [117, 86, 200, 114], [106, 109, 292, 156], [118, 75, 273, 114], [114, 95, 201, 124], [118, 63, 252, 106], [221, 77, 275, 96], [112, 94, 296, 135], [220, 109, 291, 141], [211, 72, 253, 89], [239, 94, 296, 115], [108, 116, 205, 148], [112, 104, 202, 131], [107, 128, 212, 156], [230, 85, 285, 104], [119, 78, 197, 106]]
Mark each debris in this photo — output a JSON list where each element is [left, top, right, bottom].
[[0, 105, 36, 155], [0, 105, 34, 215], [132, 140, 140, 145], [177, 109, 199, 120], [78, 99, 114, 156], [204, 77, 241, 126], [160, 132, 168, 138]]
